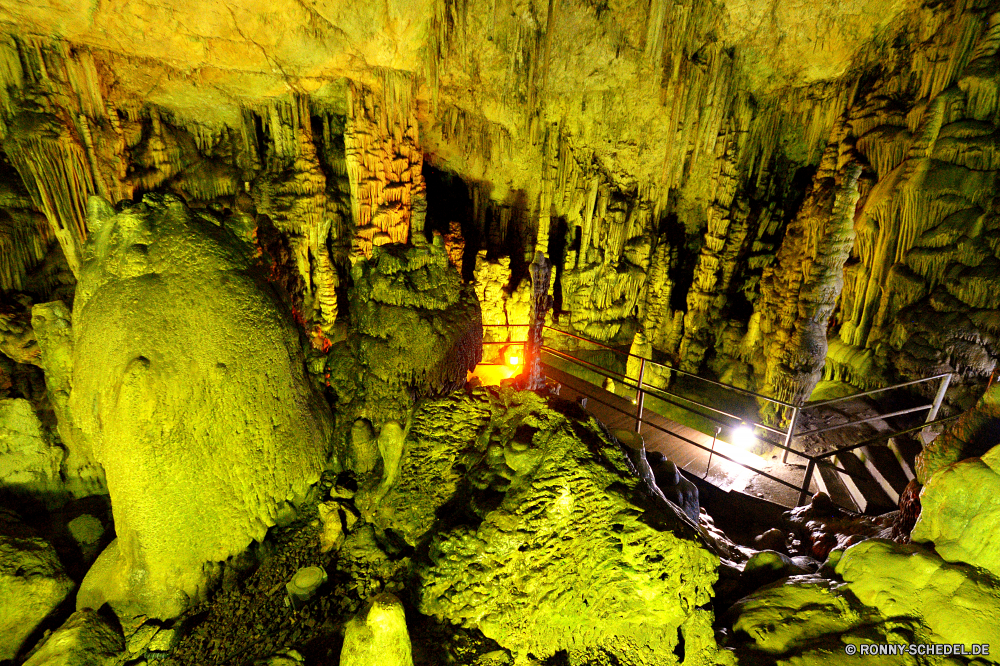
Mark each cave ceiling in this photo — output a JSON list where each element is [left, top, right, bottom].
[[0, 0, 907, 189], [0, 0, 998, 404]]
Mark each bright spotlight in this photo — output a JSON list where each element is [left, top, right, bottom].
[[732, 423, 756, 449], [507, 353, 521, 367]]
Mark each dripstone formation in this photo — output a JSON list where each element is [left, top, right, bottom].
[[2, 0, 1000, 663]]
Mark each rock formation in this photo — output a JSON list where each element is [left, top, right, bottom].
[[0, 397, 61, 497], [647, 452, 701, 523], [912, 441, 1000, 578], [22, 609, 124, 666], [418, 390, 727, 665], [324, 240, 481, 427], [751, 123, 863, 407], [3, 0, 1000, 662], [0, 510, 75, 661], [917, 381, 1000, 482], [340, 592, 414, 666], [730, 539, 1000, 663], [69, 194, 332, 619]]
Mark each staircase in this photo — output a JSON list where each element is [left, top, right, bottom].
[[482, 323, 963, 513], [787, 379, 954, 513], [801, 427, 930, 514]]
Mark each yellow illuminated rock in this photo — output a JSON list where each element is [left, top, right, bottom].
[[0, 512, 75, 661], [71, 194, 332, 619], [340, 592, 413, 666], [912, 442, 1000, 579]]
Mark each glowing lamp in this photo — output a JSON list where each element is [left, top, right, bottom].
[[507, 353, 521, 367], [732, 423, 756, 449]]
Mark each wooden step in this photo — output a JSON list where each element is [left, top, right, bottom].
[[815, 460, 860, 512], [831, 450, 897, 514], [859, 444, 906, 503]]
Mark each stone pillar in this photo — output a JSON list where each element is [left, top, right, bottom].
[[754, 116, 861, 412], [521, 252, 552, 390]]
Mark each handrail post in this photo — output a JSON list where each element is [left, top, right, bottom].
[[706, 425, 721, 476], [921, 372, 952, 443], [781, 405, 800, 463], [634, 357, 646, 434], [798, 459, 816, 506], [926, 373, 952, 422]]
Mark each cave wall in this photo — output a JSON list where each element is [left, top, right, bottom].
[[0, 0, 997, 409]]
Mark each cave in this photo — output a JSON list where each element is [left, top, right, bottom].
[[2, 0, 1000, 663]]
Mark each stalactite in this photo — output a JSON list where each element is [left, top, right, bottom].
[[834, 3, 1000, 383], [246, 95, 342, 333], [6, 134, 95, 275], [345, 78, 425, 259], [635, 234, 673, 363], [0, 37, 140, 276], [0, 207, 51, 292]]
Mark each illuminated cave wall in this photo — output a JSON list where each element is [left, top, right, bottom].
[[7, 0, 995, 407], [2, 0, 1000, 664]]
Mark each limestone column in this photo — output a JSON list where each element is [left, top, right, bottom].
[[754, 116, 862, 409], [521, 252, 553, 390]]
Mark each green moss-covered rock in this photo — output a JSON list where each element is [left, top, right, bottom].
[[340, 592, 413, 666], [729, 574, 871, 655], [912, 444, 1000, 578], [731, 539, 1000, 664], [417, 389, 729, 665], [71, 194, 332, 619], [362, 390, 494, 543]]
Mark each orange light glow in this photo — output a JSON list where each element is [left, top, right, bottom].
[[508, 355, 521, 367]]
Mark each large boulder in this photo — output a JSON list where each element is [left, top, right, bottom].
[[0, 511, 75, 661], [22, 609, 124, 666], [0, 398, 63, 495], [912, 443, 1000, 578], [72, 194, 333, 619], [417, 390, 730, 665], [837, 540, 1000, 652]]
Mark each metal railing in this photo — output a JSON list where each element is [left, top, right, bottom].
[[481, 323, 960, 507]]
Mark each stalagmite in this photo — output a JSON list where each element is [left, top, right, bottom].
[[754, 117, 862, 408], [521, 252, 552, 391], [678, 108, 752, 374], [72, 195, 332, 619]]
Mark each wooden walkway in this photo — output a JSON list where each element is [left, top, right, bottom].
[[543, 363, 759, 495]]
